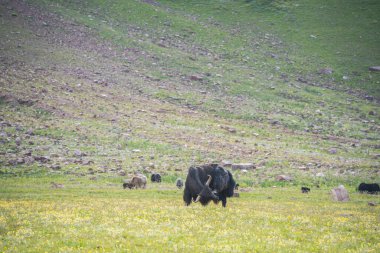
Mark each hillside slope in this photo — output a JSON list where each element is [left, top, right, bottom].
[[0, 0, 379, 185]]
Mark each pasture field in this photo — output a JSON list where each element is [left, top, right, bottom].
[[0, 177, 379, 253], [1, 0, 379, 252]]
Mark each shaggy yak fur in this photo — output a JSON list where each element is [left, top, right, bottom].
[[358, 183, 380, 194], [151, 173, 161, 183], [176, 178, 184, 189], [183, 164, 236, 207], [301, 187, 310, 193], [123, 175, 147, 189]]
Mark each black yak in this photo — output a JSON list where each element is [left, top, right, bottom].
[[151, 173, 161, 183], [183, 164, 236, 207], [176, 178, 184, 189], [301, 187, 310, 193], [358, 183, 380, 194]]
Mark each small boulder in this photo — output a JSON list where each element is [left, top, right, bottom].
[[118, 170, 126, 176], [231, 163, 255, 170], [34, 156, 50, 163], [369, 66, 380, 72], [319, 68, 333, 75], [51, 164, 61, 170], [276, 175, 292, 182], [74, 150, 85, 157], [331, 185, 349, 202], [15, 137, 21, 146], [316, 172, 325, 178], [189, 75, 203, 81], [51, 182, 64, 189], [221, 160, 233, 167]]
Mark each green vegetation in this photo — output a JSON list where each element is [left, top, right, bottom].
[[0, 178, 379, 252], [0, 0, 379, 251]]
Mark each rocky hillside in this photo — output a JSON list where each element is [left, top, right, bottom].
[[0, 0, 379, 186]]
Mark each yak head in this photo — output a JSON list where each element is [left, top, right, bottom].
[[194, 175, 219, 203]]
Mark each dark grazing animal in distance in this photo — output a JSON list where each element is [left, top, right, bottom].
[[151, 173, 161, 183], [176, 178, 184, 189], [183, 164, 236, 207], [301, 187, 310, 193], [358, 183, 380, 194]]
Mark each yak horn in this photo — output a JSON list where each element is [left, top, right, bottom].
[[194, 195, 201, 203], [193, 175, 212, 203], [205, 175, 212, 186]]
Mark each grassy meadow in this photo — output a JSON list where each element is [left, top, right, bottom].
[[1, 177, 379, 253], [1, 0, 380, 252]]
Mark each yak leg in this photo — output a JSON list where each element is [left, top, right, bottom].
[[183, 187, 192, 206], [220, 195, 227, 207]]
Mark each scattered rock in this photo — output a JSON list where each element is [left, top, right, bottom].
[[23, 156, 35, 164], [369, 66, 380, 72], [221, 160, 233, 167], [270, 120, 280, 126], [368, 111, 375, 116], [220, 125, 237, 133], [232, 163, 255, 170], [233, 192, 240, 197], [51, 164, 61, 170], [34, 156, 50, 163], [329, 148, 337, 154], [15, 137, 21, 146], [8, 159, 19, 166], [270, 53, 278, 59], [368, 202, 376, 206], [316, 172, 325, 178], [74, 150, 85, 157], [319, 68, 333, 75], [51, 182, 64, 189], [118, 170, 126, 176], [189, 75, 203, 81], [276, 175, 292, 181], [82, 160, 94, 165], [331, 185, 349, 202]]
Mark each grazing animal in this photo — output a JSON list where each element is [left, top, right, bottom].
[[358, 183, 380, 194], [123, 175, 147, 189], [151, 173, 162, 183], [235, 183, 240, 190], [176, 178, 184, 189], [301, 187, 310, 193], [123, 181, 134, 189], [51, 182, 64, 189], [132, 175, 147, 188], [183, 164, 236, 207]]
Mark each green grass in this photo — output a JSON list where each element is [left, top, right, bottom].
[[0, 1, 379, 251], [0, 177, 379, 252]]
